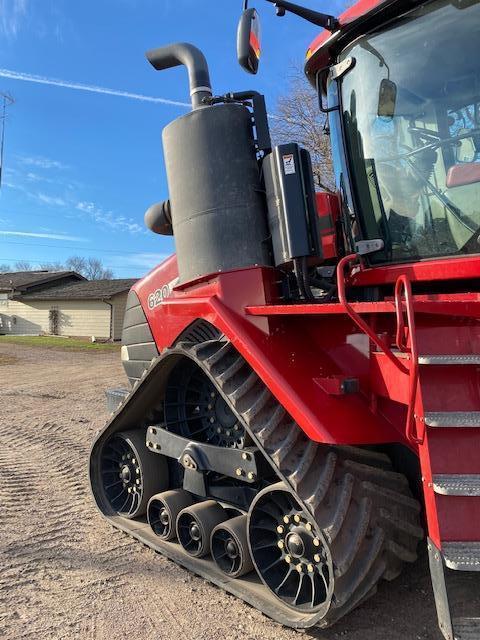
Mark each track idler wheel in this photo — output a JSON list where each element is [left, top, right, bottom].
[[248, 483, 333, 615], [211, 514, 254, 578], [99, 429, 168, 519], [148, 489, 194, 540], [176, 500, 227, 558]]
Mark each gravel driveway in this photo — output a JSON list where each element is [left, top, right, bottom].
[[1, 342, 477, 640]]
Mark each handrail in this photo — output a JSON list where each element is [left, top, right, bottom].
[[336, 254, 409, 374], [395, 275, 423, 445]]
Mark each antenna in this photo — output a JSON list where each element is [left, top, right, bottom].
[[0, 93, 14, 192], [243, 0, 249, 9]]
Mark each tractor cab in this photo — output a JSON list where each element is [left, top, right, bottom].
[[306, 0, 480, 266]]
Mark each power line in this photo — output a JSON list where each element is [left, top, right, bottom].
[[0, 256, 153, 271], [0, 239, 167, 255]]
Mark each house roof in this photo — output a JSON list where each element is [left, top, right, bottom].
[[0, 270, 84, 292], [21, 278, 137, 300]]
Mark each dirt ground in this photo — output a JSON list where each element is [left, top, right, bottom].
[[0, 342, 475, 640]]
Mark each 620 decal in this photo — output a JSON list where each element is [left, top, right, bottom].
[[147, 278, 178, 310]]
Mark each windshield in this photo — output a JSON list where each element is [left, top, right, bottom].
[[339, 0, 480, 263]]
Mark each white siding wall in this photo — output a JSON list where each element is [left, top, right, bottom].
[[0, 299, 112, 338], [111, 292, 129, 341]]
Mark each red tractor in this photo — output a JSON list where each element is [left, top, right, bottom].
[[90, 1, 480, 637]]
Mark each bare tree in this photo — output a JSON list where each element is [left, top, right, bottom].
[[65, 256, 87, 273], [14, 261, 33, 271], [83, 257, 113, 280], [39, 261, 65, 271], [270, 67, 335, 192], [11, 256, 114, 279], [0, 263, 10, 272]]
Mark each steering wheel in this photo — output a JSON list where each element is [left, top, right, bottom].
[[408, 126, 441, 142]]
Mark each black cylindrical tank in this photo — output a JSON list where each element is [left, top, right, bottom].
[[162, 102, 270, 282]]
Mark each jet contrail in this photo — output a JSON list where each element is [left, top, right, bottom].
[[0, 68, 191, 108], [0, 230, 85, 241]]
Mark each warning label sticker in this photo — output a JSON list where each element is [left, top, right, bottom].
[[282, 154, 296, 175]]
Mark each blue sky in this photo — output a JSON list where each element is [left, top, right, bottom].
[[0, 0, 348, 278]]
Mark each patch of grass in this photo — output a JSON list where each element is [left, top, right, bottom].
[[0, 335, 120, 351]]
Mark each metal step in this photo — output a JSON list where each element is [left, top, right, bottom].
[[425, 412, 480, 428], [442, 542, 480, 571], [433, 475, 480, 496], [454, 618, 480, 640], [418, 354, 480, 365]]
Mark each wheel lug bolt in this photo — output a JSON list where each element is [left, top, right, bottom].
[[235, 468, 244, 477], [241, 452, 249, 461], [208, 404, 212, 410], [296, 564, 304, 573], [128, 487, 132, 493], [283, 516, 290, 524], [131, 458, 136, 464], [313, 538, 320, 547], [277, 540, 284, 549], [217, 427, 222, 433], [314, 554, 321, 563], [285, 555, 291, 564], [307, 564, 314, 573], [210, 417, 215, 423], [211, 392, 215, 398], [293, 514, 301, 524], [136, 479, 140, 485], [226, 430, 231, 437], [247, 472, 255, 481], [147, 441, 153, 448], [136, 468, 140, 474], [305, 522, 312, 532], [276, 525, 284, 534], [122, 455, 126, 461]]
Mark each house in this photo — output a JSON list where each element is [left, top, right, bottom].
[[0, 271, 137, 340]]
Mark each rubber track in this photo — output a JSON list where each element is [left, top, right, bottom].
[[184, 339, 423, 626], [91, 338, 423, 629]]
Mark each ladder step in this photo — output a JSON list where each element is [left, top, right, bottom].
[[425, 412, 480, 428], [442, 542, 480, 571], [418, 354, 480, 365], [433, 474, 480, 496], [453, 618, 480, 640]]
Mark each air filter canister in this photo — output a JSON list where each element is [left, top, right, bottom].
[[162, 102, 271, 282]]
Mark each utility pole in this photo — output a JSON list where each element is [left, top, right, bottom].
[[0, 93, 14, 191]]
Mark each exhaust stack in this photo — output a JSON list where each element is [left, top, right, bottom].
[[146, 43, 212, 109], [145, 42, 271, 283]]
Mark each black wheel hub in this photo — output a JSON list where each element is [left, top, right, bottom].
[[249, 488, 333, 613], [164, 360, 245, 448], [159, 508, 170, 526], [120, 465, 131, 483], [285, 531, 306, 558], [226, 538, 239, 559], [189, 522, 201, 541]]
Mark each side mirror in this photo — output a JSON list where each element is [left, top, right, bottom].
[[237, 8, 261, 74], [377, 78, 397, 119]]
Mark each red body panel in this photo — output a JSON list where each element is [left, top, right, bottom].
[[305, 0, 393, 74]]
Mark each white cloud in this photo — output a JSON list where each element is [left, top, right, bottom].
[[0, 0, 28, 39], [117, 252, 170, 269], [0, 68, 191, 107], [0, 230, 85, 241], [76, 200, 145, 234], [37, 193, 66, 207], [17, 155, 69, 170]]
